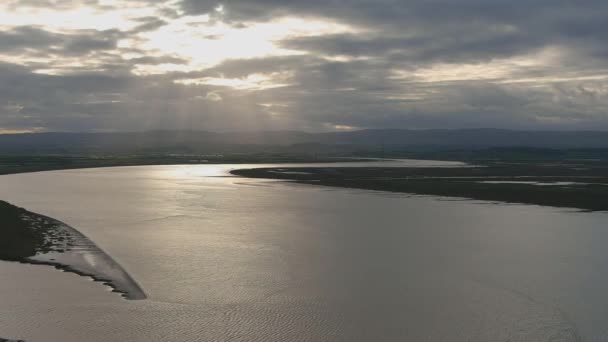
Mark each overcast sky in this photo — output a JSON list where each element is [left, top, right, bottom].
[[1, 0, 607, 133]]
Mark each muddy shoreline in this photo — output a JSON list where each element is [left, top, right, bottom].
[[231, 165, 608, 212], [0, 201, 146, 300]]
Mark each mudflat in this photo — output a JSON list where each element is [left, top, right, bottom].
[[231, 162, 608, 211]]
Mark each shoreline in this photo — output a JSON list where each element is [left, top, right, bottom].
[[20, 258, 145, 300], [0, 201, 146, 300], [0, 155, 376, 177], [230, 166, 608, 212]]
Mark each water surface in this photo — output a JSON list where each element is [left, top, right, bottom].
[[1, 163, 607, 341]]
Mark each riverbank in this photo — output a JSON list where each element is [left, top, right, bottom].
[[0, 201, 146, 299], [231, 163, 608, 212], [0, 154, 371, 176]]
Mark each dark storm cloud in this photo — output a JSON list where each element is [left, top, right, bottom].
[[280, 30, 545, 65], [0, 26, 121, 55]]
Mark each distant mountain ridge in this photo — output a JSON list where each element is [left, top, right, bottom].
[[1, 129, 608, 154]]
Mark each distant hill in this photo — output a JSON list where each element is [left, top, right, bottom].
[[1, 129, 608, 154]]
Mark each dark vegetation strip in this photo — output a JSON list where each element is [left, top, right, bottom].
[[231, 165, 608, 212]]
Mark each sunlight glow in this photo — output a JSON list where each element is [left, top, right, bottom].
[[0, 127, 44, 134], [134, 17, 357, 74], [0, 1, 359, 80], [175, 72, 293, 90], [0, 1, 157, 31], [391, 47, 564, 83]]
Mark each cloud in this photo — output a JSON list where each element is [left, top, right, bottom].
[[0, 26, 123, 55], [1, 0, 608, 132]]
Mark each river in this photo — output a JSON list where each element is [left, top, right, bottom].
[[1, 162, 607, 341]]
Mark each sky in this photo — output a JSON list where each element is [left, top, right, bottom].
[[1, 0, 608, 133]]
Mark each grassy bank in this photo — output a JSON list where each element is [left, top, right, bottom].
[[231, 163, 608, 212]]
